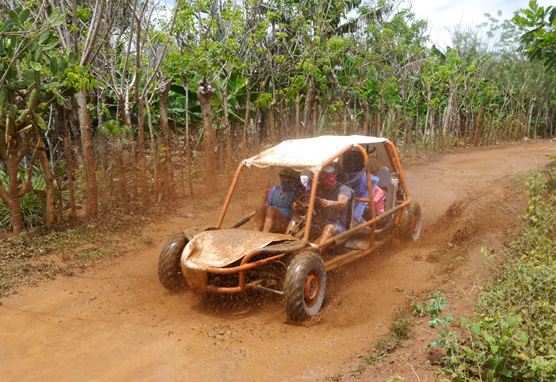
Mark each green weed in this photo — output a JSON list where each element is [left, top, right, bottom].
[[350, 308, 415, 377], [433, 167, 556, 381], [138, 234, 155, 245], [386, 375, 404, 382]]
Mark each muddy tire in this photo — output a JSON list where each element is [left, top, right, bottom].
[[398, 202, 422, 241], [283, 252, 326, 322], [158, 232, 188, 292]]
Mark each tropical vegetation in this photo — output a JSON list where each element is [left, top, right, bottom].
[[0, 0, 554, 236]]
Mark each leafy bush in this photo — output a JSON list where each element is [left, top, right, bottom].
[[0, 168, 46, 231], [433, 167, 556, 381]]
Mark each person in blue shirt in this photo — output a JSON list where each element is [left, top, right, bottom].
[[254, 167, 305, 233]]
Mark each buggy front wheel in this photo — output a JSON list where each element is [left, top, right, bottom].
[[283, 252, 326, 322], [158, 232, 189, 292]]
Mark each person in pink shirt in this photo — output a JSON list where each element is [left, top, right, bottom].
[[373, 185, 386, 215]]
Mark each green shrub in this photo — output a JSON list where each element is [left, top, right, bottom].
[[433, 168, 556, 381], [0, 168, 46, 231]]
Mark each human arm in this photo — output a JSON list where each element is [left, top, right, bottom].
[[317, 186, 350, 210]]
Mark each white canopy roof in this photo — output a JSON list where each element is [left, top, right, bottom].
[[243, 135, 389, 172]]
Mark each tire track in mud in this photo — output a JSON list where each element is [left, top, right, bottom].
[[0, 141, 554, 382]]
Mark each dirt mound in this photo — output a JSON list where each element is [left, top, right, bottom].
[[0, 140, 554, 381]]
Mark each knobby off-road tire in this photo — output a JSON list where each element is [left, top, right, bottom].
[[283, 252, 326, 322], [158, 232, 189, 292], [397, 202, 423, 241]]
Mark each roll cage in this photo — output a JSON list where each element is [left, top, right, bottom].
[[201, 136, 413, 293]]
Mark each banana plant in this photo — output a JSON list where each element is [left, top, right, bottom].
[[0, 6, 85, 234]]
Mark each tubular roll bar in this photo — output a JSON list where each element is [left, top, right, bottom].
[[205, 240, 308, 293], [386, 140, 411, 200], [217, 162, 245, 228]]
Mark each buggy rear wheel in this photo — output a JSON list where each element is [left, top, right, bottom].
[[283, 252, 326, 322], [398, 202, 422, 241], [158, 232, 189, 292]]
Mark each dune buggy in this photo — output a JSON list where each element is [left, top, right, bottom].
[[157, 135, 422, 321]]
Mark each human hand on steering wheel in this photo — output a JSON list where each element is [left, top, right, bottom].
[[292, 194, 326, 223], [317, 197, 332, 209]]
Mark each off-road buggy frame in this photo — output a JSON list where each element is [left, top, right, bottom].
[[157, 135, 422, 321]]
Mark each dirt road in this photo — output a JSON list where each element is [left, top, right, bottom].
[[1, 141, 554, 382]]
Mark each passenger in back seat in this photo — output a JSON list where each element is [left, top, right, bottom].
[[353, 175, 386, 225], [343, 149, 386, 226]]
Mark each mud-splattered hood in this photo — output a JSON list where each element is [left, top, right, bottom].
[[181, 229, 299, 271]]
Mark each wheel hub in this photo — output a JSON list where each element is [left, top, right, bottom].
[[304, 271, 319, 307]]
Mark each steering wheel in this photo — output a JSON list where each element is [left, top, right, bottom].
[[286, 193, 325, 237]]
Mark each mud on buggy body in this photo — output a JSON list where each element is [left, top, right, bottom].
[[157, 135, 423, 321]]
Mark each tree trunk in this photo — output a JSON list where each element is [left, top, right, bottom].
[[222, 86, 233, 173], [506, 111, 514, 143], [473, 105, 485, 147], [303, 77, 314, 134], [184, 83, 193, 196], [159, 79, 176, 200], [253, 108, 260, 148], [533, 107, 541, 139], [463, 113, 469, 148], [363, 103, 370, 136], [197, 77, 217, 192], [455, 112, 461, 147], [343, 105, 348, 135], [377, 103, 383, 137], [2, 148, 24, 234], [312, 99, 317, 137], [136, 98, 149, 205], [36, 131, 56, 227], [402, 102, 409, 152], [280, 103, 285, 140], [268, 98, 277, 146], [242, 86, 251, 160], [423, 104, 430, 148], [515, 111, 524, 142], [130, 144, 138, 199], [76, 91, 98, 216], [96, 89, 104, 130], [295, 94, 300, 138], [6, 198, 24, 234], [393, 109, 399, 147], [352, 98, 358, 133], [527, 100, 535, 139], [117, 144, 127, 200], [146, 101, 160, 200], [118, 96, 133, 130], [61, 107, 76, 222]]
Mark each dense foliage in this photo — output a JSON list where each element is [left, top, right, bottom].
[[0, 0, 555, 233], [435, 166, 556, 381]]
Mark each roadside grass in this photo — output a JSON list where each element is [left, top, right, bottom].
[[360, 308, 415, 371], [430, 165, 556, 381], [344, 307, 416, 379], [0, 200, 168, 298], [327, 168, 538, 381], [327, 289, 446, 381]]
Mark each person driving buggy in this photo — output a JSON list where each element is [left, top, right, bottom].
[[254, 167, 305, 233], [311, 163, 351, 245]]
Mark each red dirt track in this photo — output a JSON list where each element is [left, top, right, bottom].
[[1, 140, 554, 381]]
